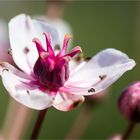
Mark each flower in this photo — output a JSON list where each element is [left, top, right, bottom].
[[118, 82, 140, 122], [0, 19, 12, 63], [0, 14, 136, 111]]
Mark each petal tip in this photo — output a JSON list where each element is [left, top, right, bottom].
[[129, 59, 136, 70]]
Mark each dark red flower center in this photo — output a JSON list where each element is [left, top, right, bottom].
[[33, 33, 81, 90]]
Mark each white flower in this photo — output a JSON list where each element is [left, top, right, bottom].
[[0, 14, 136, 111]]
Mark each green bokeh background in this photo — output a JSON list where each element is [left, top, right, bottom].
[[0, 1, 140, 139]]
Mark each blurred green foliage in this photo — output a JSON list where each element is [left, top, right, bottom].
[[0, 1, 140, 139]]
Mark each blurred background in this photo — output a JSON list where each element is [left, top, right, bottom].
[[0, 0, 139, 139]]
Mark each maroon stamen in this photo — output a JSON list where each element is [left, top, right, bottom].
[[32, 38, 45, 55], [33, 33, 82, 91]]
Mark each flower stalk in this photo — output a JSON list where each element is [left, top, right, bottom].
[[122, 122, 136, 140], [65, 90, 108, 139], [2, 100, 31, 139], [65, 105, 93, 139], [30, 109, 48, 139]]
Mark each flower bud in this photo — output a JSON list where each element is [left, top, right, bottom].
[[118, 82, 140, 122]]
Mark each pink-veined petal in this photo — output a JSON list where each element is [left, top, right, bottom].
[[0, 62, 34, 80], [9, 14, 59, 74], [70, 60, 86, 73], [0, 64, 53, 110], [53, 92, 84, 111], [62, 48, 136, 95]]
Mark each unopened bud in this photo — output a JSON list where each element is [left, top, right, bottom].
[[118, 82, 140, 122]]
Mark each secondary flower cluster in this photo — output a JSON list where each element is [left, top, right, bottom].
[[118, 82, 140, 122], [0, 14, 136, 111]]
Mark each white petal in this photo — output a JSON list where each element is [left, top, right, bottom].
[[45, 18, 73, 49], [53, 92, 84, 111], [0, 62, 34, 80], [0, 65, 53, 110], [62, 48, 136, 95], [35, 16, 73, 49], [9, 14, 59, 74]]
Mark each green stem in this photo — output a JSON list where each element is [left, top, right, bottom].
[[30, 109, 48, 140]]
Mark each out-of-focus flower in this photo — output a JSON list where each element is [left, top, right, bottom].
[[0, 19, 12, 63], [118, 82, 140, 122], [109, 134, 122, 140], [0, 14, 136, 111]]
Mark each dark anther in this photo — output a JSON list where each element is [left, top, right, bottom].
[[85, 57, 91, 62], [2, 68, 9, 72], [88, 88, 95, 93], [99, 75, 107, 80], [73, 100, 81, 107], [24, 47, 30, 54], [75, 53, 84, 62], [27, 90, 30, 94], [54, 44, 60, 50], [8, 48, 12, 55]]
